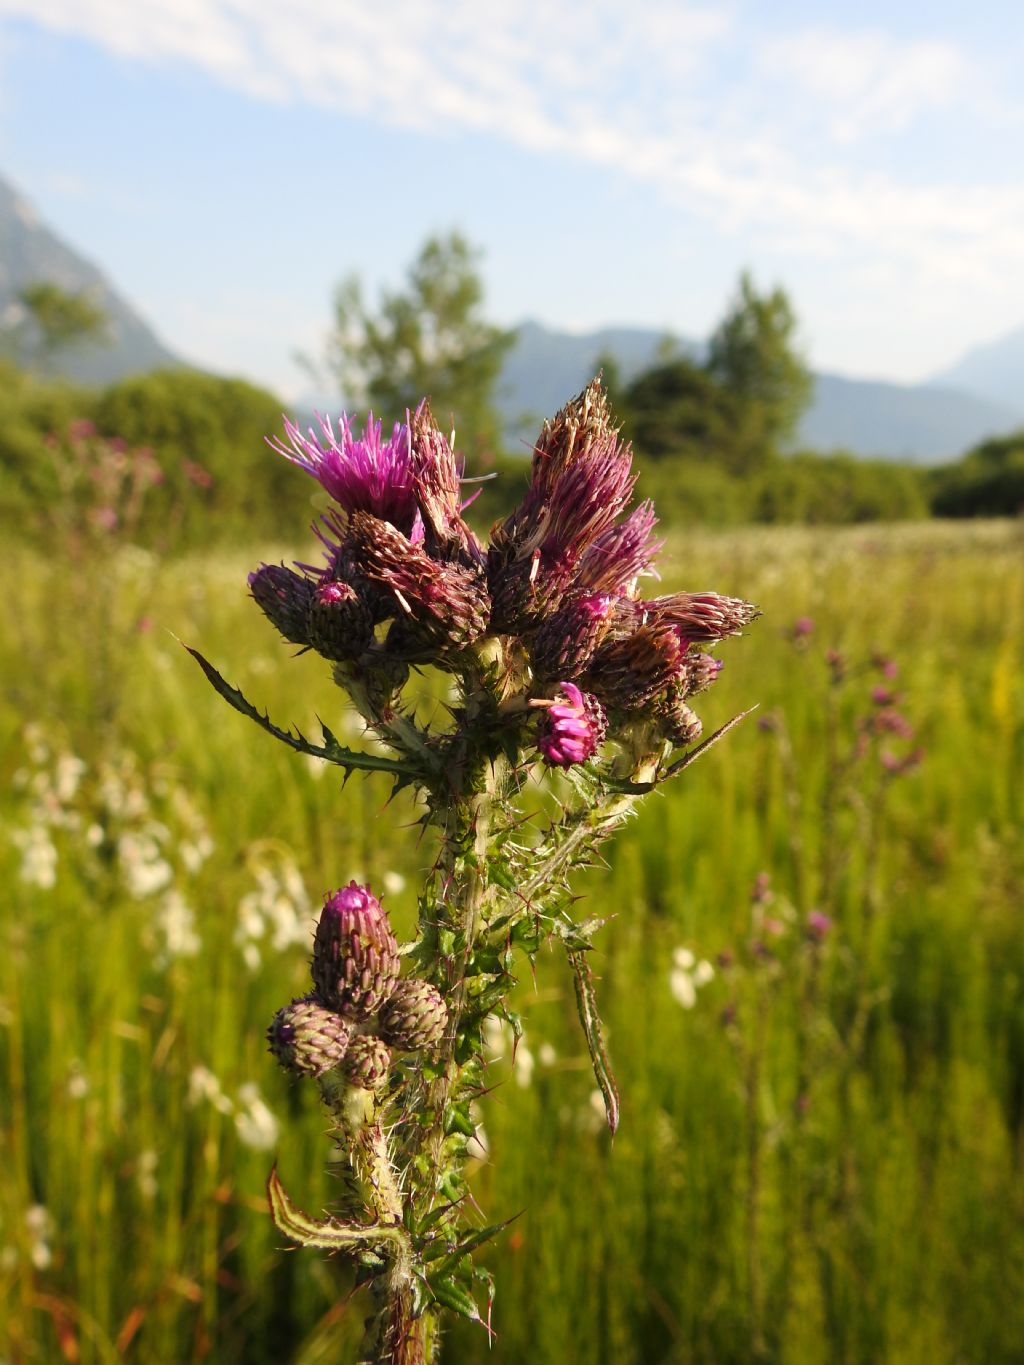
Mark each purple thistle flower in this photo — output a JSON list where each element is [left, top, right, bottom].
[[487, 379, 638, 631], [575, 501, 661, 597], [806, 911, 832, 940], [682, 652, 725, 697], [535, 682, 607, 768], [268, 412, 422, 536], [408, 401, 484, 564]]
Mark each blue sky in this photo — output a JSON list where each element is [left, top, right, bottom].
[[1, 1, 1022, 400]]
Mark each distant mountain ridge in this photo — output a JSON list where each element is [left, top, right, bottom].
[[499, 321, 1024, 464], [2, 168, 1021, 462], [931, 323, 1024, 413], [0, 171, 181, 383]]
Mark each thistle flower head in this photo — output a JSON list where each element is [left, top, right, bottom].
[[269, 412, 421, 536], [267, 996, 352, 1077], [307, 578, 374, 661], [311, 883, 401, 1019], [343, 1035, 393, 1091], [582, 622, 688, 710], [575, 501, 661, 597], [248, 563, 315, 647], [408, 401, 484, 563], [535, 682, 607, 768], [531, 593, 617, 680], [379, 978, 448, 1051], [645, 592, 760, 645], [487, 379, 637, 631], [347, 510, 490, 647]]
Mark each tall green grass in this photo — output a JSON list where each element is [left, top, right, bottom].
[[1, 520, 1021, 1363]]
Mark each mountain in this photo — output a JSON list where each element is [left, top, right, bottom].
[[931, 324, 1024, 413], [0, 172, 182, 383], [498, 321, 1024, 464]]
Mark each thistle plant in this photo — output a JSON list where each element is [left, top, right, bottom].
[[188, 379, 758, 1363]]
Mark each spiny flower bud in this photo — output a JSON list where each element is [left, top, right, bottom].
[[583, 623, 686, 709], [664, 699, 703, 746], [348, 511, 491, 646], [248, 563, 315, 647], [645, 592, 760, 644], [682, 652, 724, 697], [379, 979, 448, 1051], [267, 996, 353, 1077], [307, 579, 374, 661], [531, 593, 616, 680], [311, 883, 400, 1020], [535, 683, 607, 768], [343, 1035, 393, 1090]]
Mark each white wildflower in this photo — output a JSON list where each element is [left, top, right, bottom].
[[382, 871, 406, 896], [54, 754, 87, 804], [25, 1205, 53, 1270], [538, 1042, 558, 1067], [181, 832, 214, 874], [66, 1060, 89, 1100], [670, 947, 715, 1010], [136, 1149, 158, 1201], [514, 1041, 535, 1089], [483, 1016, 508, 1060], [156, 890, 200, 962], [187, 1065, 233, 1115], [12, 826, 57, 889], [234, 1084, 280, 1151], [119, 828, 173, 899]]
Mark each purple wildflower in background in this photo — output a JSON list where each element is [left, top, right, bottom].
[[807, 910, 833, 940]]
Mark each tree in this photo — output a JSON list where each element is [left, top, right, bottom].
[[325, 232, 514, 454], [705, 271, 812, 454], [621, 355, 754, 474], [16, 282, 110, 369]]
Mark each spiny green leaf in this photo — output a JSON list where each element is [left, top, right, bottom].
[[568, 950, 620, 1136], [428, 1274, 481, 1322], [267, 1167, 408, 1256], [184, 646, 423, 778]]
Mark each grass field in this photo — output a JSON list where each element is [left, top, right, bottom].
[[1, 518, 1022, 1364]]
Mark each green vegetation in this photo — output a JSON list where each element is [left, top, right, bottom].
[[321, 231, 515, 456], [1, 514, 1021, 1363], [6, 281, 111, 372]]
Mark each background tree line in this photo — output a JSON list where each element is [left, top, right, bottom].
[[1, 238, 1021, 552]]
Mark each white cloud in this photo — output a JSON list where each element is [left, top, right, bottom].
[[759, 29, 967, 142], [5, 0, 1024, 350]]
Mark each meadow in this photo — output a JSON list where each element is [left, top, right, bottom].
[[1, 517, 1022, 1364]]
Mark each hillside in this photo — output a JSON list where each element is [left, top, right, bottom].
[[499, 321, 1024, 463], [0, 172, 182, 383]]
